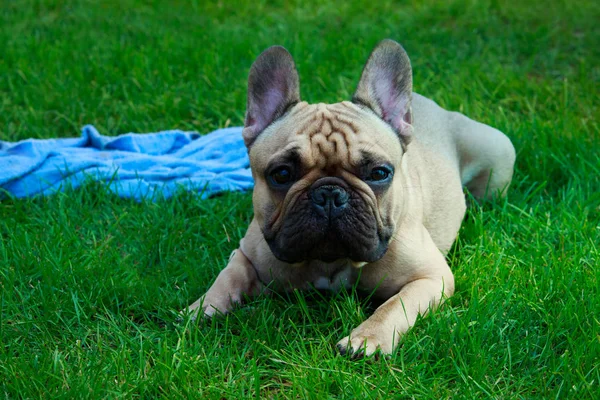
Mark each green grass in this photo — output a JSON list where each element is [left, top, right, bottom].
[[1, 0, 599, 397]]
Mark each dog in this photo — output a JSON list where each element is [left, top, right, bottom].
[[185, 39, 516, 357]]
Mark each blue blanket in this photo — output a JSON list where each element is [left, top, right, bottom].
[[0, 125, 254, 201]]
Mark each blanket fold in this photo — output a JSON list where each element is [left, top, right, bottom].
[[0, 125, 254, 201]]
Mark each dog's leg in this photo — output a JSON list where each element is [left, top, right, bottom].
[[184, 248, 263, 319], [337, 230, 454, 357], [451, 112, 516, 199]]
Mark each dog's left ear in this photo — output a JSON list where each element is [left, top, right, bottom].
[[243, 46, 301, 147], [353, 39, 413, 139]]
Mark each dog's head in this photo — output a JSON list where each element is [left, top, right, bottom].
[[243, 40, 413, 263]]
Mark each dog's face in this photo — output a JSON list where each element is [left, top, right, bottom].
[[242, 41, 414, 264], [249, 102, 404, 263]]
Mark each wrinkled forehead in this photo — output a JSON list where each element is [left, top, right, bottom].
[[251, 101, 402, 171]]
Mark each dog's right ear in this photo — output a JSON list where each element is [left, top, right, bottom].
[[243, 46, 301, 147]]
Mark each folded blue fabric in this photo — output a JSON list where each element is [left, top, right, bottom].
[[0, 125, 254, 201]]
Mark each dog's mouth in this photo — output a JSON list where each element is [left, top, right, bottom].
[[263, 186, 392, 263], [266, 229, 390, 264]]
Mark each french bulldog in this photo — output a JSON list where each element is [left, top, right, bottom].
[[185, 39, 516, 357]]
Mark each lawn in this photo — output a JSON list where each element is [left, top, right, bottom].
[[1, 0, 599, 398]]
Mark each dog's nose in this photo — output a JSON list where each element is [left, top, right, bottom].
[[310, 185, 349, 218]]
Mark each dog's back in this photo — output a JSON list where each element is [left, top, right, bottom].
[[411, 93, 516, 199], [406, 93, 515, 252]]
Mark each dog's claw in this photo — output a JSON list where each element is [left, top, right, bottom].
[[336, 342, 350, 356], [336, 333, 389, 359]]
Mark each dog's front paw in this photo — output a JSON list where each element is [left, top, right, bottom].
[[336, 335, 382, 358], [336, 324, 396, 358], [181, 294, 232, 321]]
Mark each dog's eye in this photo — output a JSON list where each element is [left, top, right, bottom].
[[270, 166, 293, 186], [369, 167, 391, 182]]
